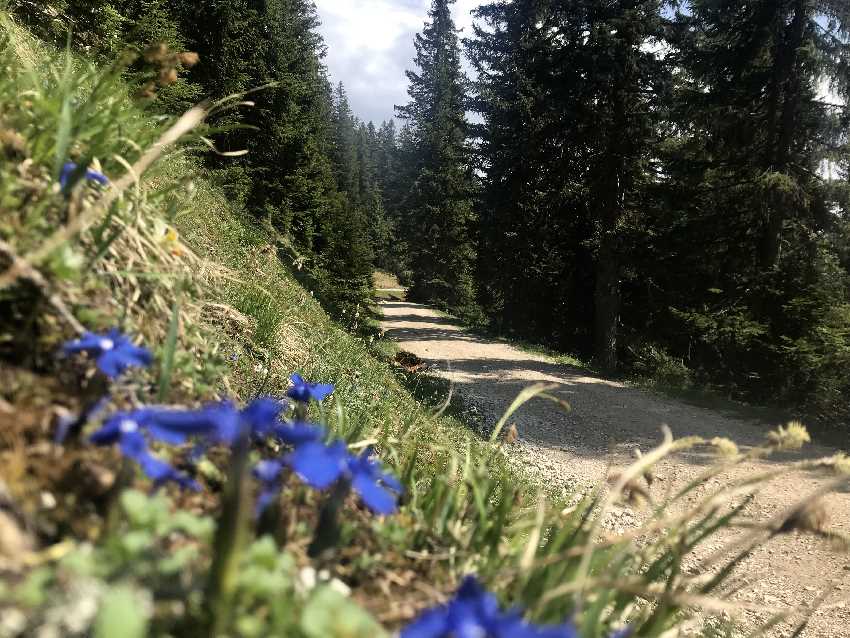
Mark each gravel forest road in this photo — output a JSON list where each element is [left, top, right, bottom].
[[379, 300, 850, 637]]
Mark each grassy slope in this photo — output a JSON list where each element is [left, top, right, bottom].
[[178, 164, 518, 476], [3, 15, 512, 475], [0, 14, 528, 623]]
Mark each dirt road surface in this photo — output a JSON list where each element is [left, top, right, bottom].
[[380, 300, 850, 637]]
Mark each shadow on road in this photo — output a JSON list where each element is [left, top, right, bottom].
[[379, 300, 844, 471]]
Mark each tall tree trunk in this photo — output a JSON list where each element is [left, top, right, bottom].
[[760, 0, 809, 269], [594, 232, 620, 372], [593, 44, 630, 373], [593, 132, 625, 373]]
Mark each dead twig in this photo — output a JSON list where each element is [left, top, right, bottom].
[[0, 239, 84, 333]]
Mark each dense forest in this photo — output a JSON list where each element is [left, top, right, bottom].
[[14, 0, 850, 424], [466, 0, 850, 425]]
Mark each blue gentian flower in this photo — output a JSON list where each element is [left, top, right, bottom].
[[240, 397, 287, 439], [286, 373, 334, 403], [90, 408, 218, 447], [193, 401, 242, 445], [285, 441, 403, 515], [346, 447, 404, 515], [62, 329, 152, 379], [210, 397, 320, 446], [59, 162, 109, 190], [250, 422, 326, 516], [401, 576, 578, 638], [286, 440, 350, 489], [90, 413, 199, 490]]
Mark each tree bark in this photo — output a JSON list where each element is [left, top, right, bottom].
[[760, 0, 809, 269], [594, 233, 620, 373]]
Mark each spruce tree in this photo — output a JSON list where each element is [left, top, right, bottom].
[[467, 1, 588, 347], [646, 0, 850, 405], [469, 0, 670, 370], [396, 0, 477, 314]]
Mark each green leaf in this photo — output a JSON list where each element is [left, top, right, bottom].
[[94, 586, 149, 638], [170, 510, 215, 540], [53, 41, 74, 179], [300, 587, 387, 638], [157, 290, 182, 402], [48, 244, 84, 281], [15, 567, 52, 607], [121, 489, 168, 528]]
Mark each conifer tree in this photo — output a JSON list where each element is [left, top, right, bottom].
[[470, 0, 669, 370], [396, 0, 477, 313], [646, 0, 850, 405], [468, 1, 586, 346]]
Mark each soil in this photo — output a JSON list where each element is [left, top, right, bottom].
[[380, 300, 850, 637]]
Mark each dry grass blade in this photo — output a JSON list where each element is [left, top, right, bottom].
[[697, 473, 850, 573], [489, 382, 567, 442], [539, 574, 789, 616], [571, 426, 678, 609], [24, 105, 208, 268]]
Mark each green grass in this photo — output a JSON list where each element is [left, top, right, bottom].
[[372, 288, 406, 301]]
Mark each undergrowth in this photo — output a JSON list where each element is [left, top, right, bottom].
[[1, 13, 849, 638]]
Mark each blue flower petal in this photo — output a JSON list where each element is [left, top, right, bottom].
[[118, 428, 149, 462], [62, 329, 152, 379], [456, 576, 500, 619], [496, 614, 578, 638], [399, 607, 451, 638], [62, 331, 104, 354], [208, 402, 243, 445], [59, 162, 76, 189], [400, 576, 579, 638], [307, 383, 334, 401], [347, 449, 403, 513], [146, 404, 228, 445], [285, 440, 348, 489], [136, 451, 200, 491], [273, 421, 326, 445], [253, 459, 284, 483], [253, 459, 285, 516], [286, 373, 334, 403], [351, 472, 398, 515], [101, 341, 152, 378], [95, 349, 126, 378], [255, 484, 280, 517], [84, 168, 109, 185], [241, 397, 287, 437], [59, 162, 108, 190], [380, 471, 404, 494], [89, 415, 124, 446]]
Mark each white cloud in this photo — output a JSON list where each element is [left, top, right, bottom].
[[314, 0, 481, 124]]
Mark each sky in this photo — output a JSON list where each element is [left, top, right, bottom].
[[314, 0, 480, 125]]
